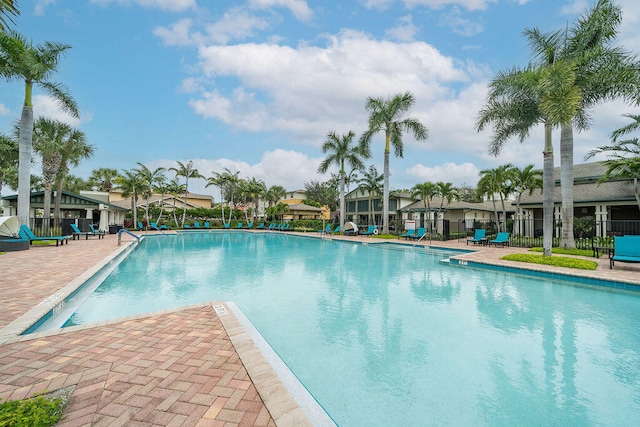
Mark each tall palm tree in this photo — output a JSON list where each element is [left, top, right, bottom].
[[359, 91, 429, 234], [318, 130, 367, 230], [476, 27, 565, 256], [0, 30, 79, 225], [357, 165, 383, 226], [436, 181, 460, 233], [166, 178, 185, 227], [585, 113, 640, 211], [169, 160, 202, 227], [152, 175, 169, 224], [220, 168, 240, 220], [0, 0, 18, 32], [0, 133, 18, 201], [548, 0, 640, 249], [410, 181, 438, 231], [206, 172, 227, 225], [477, 165, 514, 232], [53, 126, 92, 220], [115, 170, 143, 227], [265, 185, 286, 207], [243, 177, 266, 223], [134, 162, 165, 225], [88, 167, 120, 192], [511, 164, 543, 235], [32, 118, 70, 231]]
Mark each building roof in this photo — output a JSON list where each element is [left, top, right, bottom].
[[2, 190, 128, 211], [518, 162, 637, 206], [401, 198, 512, 213], [285, 203, 323, 212]]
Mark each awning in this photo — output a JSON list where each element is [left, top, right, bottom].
[[0, 216, 21, 238]]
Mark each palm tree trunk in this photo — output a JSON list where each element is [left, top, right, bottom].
[[17, 105, 33, 226], [634, 178, 640, 212], [491, 197, 500, 233], [54, 177, 63, 220], [560, 123, 575, 249], [339, 173, 345, 230], [43, 183, 52, 234], [383, 149, 390, 234], [542, 123, 554, 256]]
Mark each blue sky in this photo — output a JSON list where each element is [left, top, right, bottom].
[[2, 0, 640, 197]]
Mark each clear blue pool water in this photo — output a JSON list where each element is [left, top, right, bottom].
[[39, 232, 640, 426]]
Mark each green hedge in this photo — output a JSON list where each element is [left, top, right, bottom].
[[501, 253, 597, 270]]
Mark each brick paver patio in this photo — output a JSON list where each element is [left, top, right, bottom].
[[1, 230, 638, 426]]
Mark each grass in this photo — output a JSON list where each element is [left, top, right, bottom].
[[529, 247, 595, 257], [501, 253, 598, 270]]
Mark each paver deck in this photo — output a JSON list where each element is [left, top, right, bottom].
[[1, 230, 638, 426]]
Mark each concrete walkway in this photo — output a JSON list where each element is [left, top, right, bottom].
[[1, 230, 638, 426]]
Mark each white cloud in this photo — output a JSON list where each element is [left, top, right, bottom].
[[248, 0, 313, 21], [153, 18, 198, 46], [0, 103, 10, 116], [33, 95, 83, 127], [89, 0, 196, 12], [190, 30, 470, 145], [34, 0, 56, 16], [154, 149, 323, 195], [406, 162, 480, 186], [438, 7, 484, 37], [404, 0, 498, 12], [386, 15, 419, 42]]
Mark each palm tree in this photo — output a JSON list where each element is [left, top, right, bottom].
[[477, 165, 514, 233], [53, 126, 92, 220], [0, 30, 79, 225], [357, 165, 383, 226], [265, 185, 286, 207], [206, 172, 227, 225], [88, 168, 120, 192], [359, 91, 429, 234], [476, 27, 565, 256], [318, 130, 367, 230], [220, 168, 241, 220], [0, 133, 18, 201], [169, 160, 203, 227], [115, 170, 144, 227], [166, 178, 185, 227], [152, 175, 169, 224], [243, 177, 266, 223], [0, 0, 18, 32], [436, 181, 460, 233], [134, 163, 166, 225], [410, 182, 438, 231], [511, 164, 543, 235], [32, 118, 70, 232], [585, 113, 640, 211]]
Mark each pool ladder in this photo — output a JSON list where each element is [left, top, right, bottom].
[[117, 228, 141, 246]]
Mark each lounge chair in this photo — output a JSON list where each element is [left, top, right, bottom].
[[235, 222, 243, 229], [193, 221, 202, 229], [318, 224, 332, 234], [408, 227, 426, 240], [150, 222, 168, 231], [70, 223, 90, 240], [360, 225, 378, 236], [19, 224, 70, 247], [137, 221, 145, 231], [183, 223, 191, 229], [333, 226, 341, 234], [203, 222, 211, 229], [223, 223, 230, 229], [489, 232, 510, 247], [256, 223, 265, 229], [610, 235, 640, 269], [466, 229, 486, 245], [89, 224, 106, 238], [244, 222, 253, 229], [398, 229, 416, 239]]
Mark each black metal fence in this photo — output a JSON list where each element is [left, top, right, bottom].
[[27, 217, 95, 237]]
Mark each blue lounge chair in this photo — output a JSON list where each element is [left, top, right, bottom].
[[235, 222, 243, 229], [70, 223, 90, 240], [399, 229, 416, 239], [88, 224, 106, 238], [610, 235, 640, 269], [257, 223, 265, 229], [223, 223, 230, 229], [244, 222, 253, 229], [333, 226, 341, 234], [318, 224, 332, 234], [360, 225, 378, 236], [203, 222, 211, 229], [138, 221, 145, 231], [408, 227, 426, 240], [193, 221, 202, 229], [183, 223, 191, 229], [19, 224, 70, 247], [150, 222, 168, 231], [467, 229, 486, 245], [489, 232, 510, 247]]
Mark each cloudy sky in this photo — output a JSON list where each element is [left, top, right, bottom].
[[2, 0, 639, 196]]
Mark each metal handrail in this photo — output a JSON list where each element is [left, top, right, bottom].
[[118, 228, 141, 246]]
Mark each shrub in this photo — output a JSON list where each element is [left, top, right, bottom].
[[0, 394, 64, 427], [529, 247, 594, 257], [501, 253, 597, 270]]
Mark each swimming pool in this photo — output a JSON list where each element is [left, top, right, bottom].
[[32, 232, 640, 426]]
